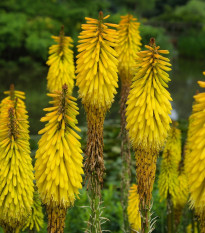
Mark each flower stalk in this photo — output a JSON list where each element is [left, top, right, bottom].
[[117, 14, 141, 232], [167, 192, 174, 233], [76, 11, 118, 232], [185, 72, 205, 232], [85, 107, 105, 233], [35, 84, 83, 233], [0, 87, 34, 233], [126, 38, 172, 232]]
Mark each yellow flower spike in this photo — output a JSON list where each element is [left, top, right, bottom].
[[117, 15, 142, 231], [47, 26, 75, 94], [126, 38, 172, 231], [23, 190, 44, 232], [76, 12, 118, 232], [35, 84, 83, 232], [127, 184, 141, 233], [0, 101, 34, 231], [126, 38, 172, 153], [76, 11, 119, 111], [185, 75, 205, 214], [158, 125, 182, 203], [117, 14, 141, 83]]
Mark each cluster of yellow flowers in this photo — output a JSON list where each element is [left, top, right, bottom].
[[76, 12, 118, 111], [47, 27, 75, 94], [2, 11, 195, 233], [127, 184, 141, 232], [0, 89, 34, 229], [117, 14, 142, 232], [158, 126, 182, 203], [126, 40, 172, 152], [158, 125, 189, 227], [185, 78, 205, 213], [23, 190, 44, 232], [173, 170, 189, 209], [35, 85, 83, 208], [117, 14, 141, 83]]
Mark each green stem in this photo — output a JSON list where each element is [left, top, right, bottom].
[[85, 108, 105, 233], [167, 193, 173, 233], [89, 180, 102, 233], [141, 204, 150, 233], [191, 210, 195, 233], [120, 83, 131, 233]]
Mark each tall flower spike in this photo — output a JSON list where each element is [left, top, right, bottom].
[[126, 38, 172, 231], [76, 11, 118, 111], [158, 125, 181, 203], [35, 84, 83, 233], [117, 14, 141, 231], [127, 184, 141, 233], [117, 14, 141, 83], [47, 26, 75, 94], [23, 190, 44, 232], [126, 38, 172, 153], [158, 125, 186, 231], [185, 74, 205, 224], [0, 99, 34, 232], [76, 12, 118, 232]]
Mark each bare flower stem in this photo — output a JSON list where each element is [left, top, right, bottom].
[[85, 107, 105, 233], [120, 82, 131, 232], [135, 150, 157, 233], [47, 204, 67, 233], [88, 180, 102, 233], [141, 204, 150, 233], [167, 193, 174, 233]]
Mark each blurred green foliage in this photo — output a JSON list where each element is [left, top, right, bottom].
[[178, 30, 205, 59], [150, 0, 205, 59], [0, 0, 177, 134], [140, 25, 174, 53], [0, 0, 199, 65], [154, 0, 205, 24]]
